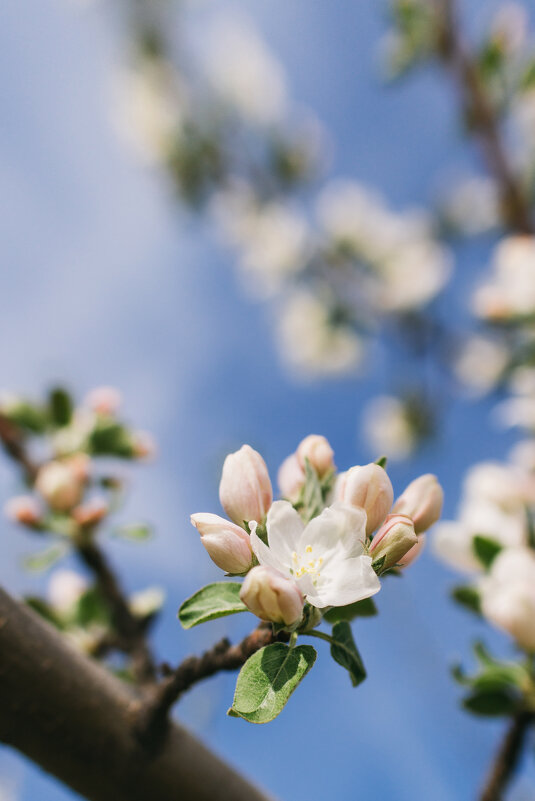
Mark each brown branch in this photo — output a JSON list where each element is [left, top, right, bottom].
[[0, 585, 275, 801], [136, 624, 282, 746], [436, 0, 534, 234], [479, 713, 533, 801], [0, 417, 156, 683]]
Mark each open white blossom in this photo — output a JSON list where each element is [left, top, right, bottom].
[[250, 500, 380, 608]]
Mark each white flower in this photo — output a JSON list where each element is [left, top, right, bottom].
[[378, 239, 452, 313], [453, 335, 508, 397], [473, 236, 535, 321], [250, 500, 380, 608], [361, 395, 416, 461], [48, 570, 88, 613], [480, 547, 535, 651]]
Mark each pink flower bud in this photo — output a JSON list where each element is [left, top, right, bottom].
[[240, 565, 304, 626], [392, 474, 443, 534], [370, 514, 418, 569], [72, 497, 108, 527], [191, 513, 253, 574], [85, 386, 122, 417], [4, 495, 42, 527], [64, 453, 91, 483], [296, 435, 335, 478], [35, 460, 85, 512], [277, 453, 305, 503], [48, 570, 88, 612], [132, 430, 157, 460], [337, 463, 394, 535], [219, 445, 273, 526], [398, 533, 426, 568]]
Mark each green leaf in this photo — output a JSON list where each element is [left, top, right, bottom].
[[25, 596, 63, 628], [228, 642, 317, 723], [472, 536, 503, 569], [323, 597, 378, 623], [451, 585, 482, 616], [112, 523, 153, 542], [5, 401, 48, 433], [178, 582, 248, 629], [75, 588, 111, 627], [23, 545, 66, 572], [88, 421, 134, 458], [302, 458, 324, 522], [463, 689, 519, 717], [330, 621, 366, 687], [48, 387, 73, 427]]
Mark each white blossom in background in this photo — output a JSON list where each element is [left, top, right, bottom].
[[480, 547, 535, 651], [277, 289, 364, 378], [200, 17, 287, 125], [440, 175, 501, 235], [494, 367, 535, 431], [113, 59, 186, 165], [378, 238, 452, 312], [48, 570, 88, 613], [361, 395, 417, 461], [453, 334, 509, 397], [473, 236, 535, 321]]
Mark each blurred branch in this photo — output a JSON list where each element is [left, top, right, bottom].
[[0, 585, 275, 801], [479, 713, 533, 801], [436, 0, 534, 234], [0, 419, 156, 683], [136, 624, 281, 744]]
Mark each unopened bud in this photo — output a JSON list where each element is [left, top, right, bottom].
[[277, 453, 305, 503], [398, 533, 426, 568], [337, 463, 394, 535], [191, 513, 253, 574], [85, 386, 122, 416], [48, 569, 88, 613], [4, 495, 42, 527], [240, 565, 304, 626], [219, 444, 273, 526], [370, 514, 418, 569], [72, 497, 108, 527], [35, 460, 85, 512], [296, 435, 335, 478], [393, 474, 443, 534]]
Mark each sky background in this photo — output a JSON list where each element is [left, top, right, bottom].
[[1, 1, 534, 799]]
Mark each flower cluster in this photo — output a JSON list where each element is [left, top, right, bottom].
[[183, 435, 442, 721]]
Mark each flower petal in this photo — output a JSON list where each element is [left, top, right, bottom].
[[305, 555, 380, 608], [265, 500, 304, 566], [250, 525, 291, 576], [300, 502, 367, 557]]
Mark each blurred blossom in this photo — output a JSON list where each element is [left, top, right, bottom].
[[277, 289, 364, 379], [48, 569, 88, 613], [511, 89, 535, 168], [480, 548, 535, 651], [440, 175, 500, 235], [129, 586, 165, 618], [495, 367, 535, 431], [509, 438, 535, 472], [361, 395, 417, 461], [35, 460, 85, 512], [378, 238, 452, 313], [85, 386, 122, 416], [473, 236, 535, 321], [200, 17, 287, 125], [52, 408, 96, 456], [491, 2, 529, 54], [4, 495, 42, 527], [452, 334, 509, 397]]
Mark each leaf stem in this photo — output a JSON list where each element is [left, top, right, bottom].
[[304, 629, 334, 646]]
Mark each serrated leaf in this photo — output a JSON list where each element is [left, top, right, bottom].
[[23, 545, 66, 572], [228, 642, 317, 723], [463, 689, 519, 717], [178, 582, 248, 629], [330, 621, 366, 687], [323, 597, 378, 623], [472, 536, 503, 569], [451, 585, 482, 616], [112, 523, 153, 542]]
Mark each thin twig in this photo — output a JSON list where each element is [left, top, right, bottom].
[[136, 624, 282, 746], [436, 0, 534, 234], [0, 414, 38, 482], [479, 713, 533, 801]]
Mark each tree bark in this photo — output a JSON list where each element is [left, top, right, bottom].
[[0, 586, 275, 801]]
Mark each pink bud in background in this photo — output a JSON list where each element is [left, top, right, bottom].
[[132, 430, 157, 460], [240, 565, 304, 626], [35, 461, 85, 512], [393, 474, 443, 534], [370, 513, 418, 569], [219, 445, 273, 526], [398, 533, 426, 568], [296, 435, 335, 478], [85, 386, 122, 416], [337, 463, 394, 535], [72, 497, 108, 527], [64, 453, 91, 483], [191, 513, 253, 574], [4, 495, 42, 527], [277, 453, 305, 503]]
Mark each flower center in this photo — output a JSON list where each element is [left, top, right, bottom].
[[291, 544, 323, 583]]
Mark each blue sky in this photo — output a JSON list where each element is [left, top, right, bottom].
[[0, 1, 533, 799]]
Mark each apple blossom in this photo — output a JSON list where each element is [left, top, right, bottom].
[[240, 565, 304, 626], [250, 500, 380, 608], [392, 474, 443, 534], [337, 463, 394, 535], [369, 514, 418, 569], [398, 533, 426, 568], [35, 460, 85, 512], [85, 386, 122, 417], [277, 453, 305, 503], [191, 513, 253, 574], [219, 444, 273, 526], [4, 495, 42, 527], [48, 570, 88, 613], [296, 434, 335, 478], [480, 548, 535, 651], [72, 498, 109, 527]]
